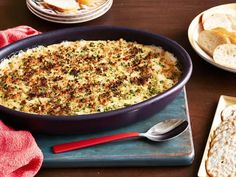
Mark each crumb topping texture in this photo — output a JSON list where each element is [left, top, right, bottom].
[[0, 39, 181, 115]]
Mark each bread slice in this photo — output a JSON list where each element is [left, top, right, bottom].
[[203, 13, 232, 31], [202, 7, 236, 23], [211, 27, 236, 44], [198, 30, 230, 57], [227, 14, 236, 31], [77, 0, 92, 6], [43, 0, 79, 13], [213, 44, 236, 69]]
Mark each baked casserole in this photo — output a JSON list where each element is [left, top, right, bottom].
[[0, 39, 181, 115]]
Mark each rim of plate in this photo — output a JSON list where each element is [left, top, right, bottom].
[[188, 3, 236, 73], [27, 0, 110, 18], [27, 0, 113, 23]]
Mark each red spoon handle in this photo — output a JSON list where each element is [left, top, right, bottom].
[[53, 132, 140, 154]]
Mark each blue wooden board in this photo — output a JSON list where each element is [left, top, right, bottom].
[[34, 88, 194, 167]]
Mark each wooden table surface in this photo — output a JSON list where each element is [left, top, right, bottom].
[[1, 0, 236, 176]]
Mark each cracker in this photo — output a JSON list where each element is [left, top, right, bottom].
[[206, 115, 236, 177], [221, 104, 236, 121], [206, 132, 236, 177], [210, 118, 236, 147]]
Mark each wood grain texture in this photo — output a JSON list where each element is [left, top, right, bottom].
[[1, 0, 236, 176]]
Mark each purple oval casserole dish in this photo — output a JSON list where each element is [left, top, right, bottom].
[[0, 26, 192, 134]]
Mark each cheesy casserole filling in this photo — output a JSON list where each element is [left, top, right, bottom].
[[0, 39, 181, 115]]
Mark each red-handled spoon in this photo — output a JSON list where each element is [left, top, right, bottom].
[[53, 119, 188, 154]]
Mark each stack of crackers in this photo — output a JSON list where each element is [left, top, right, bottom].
[[206, 105, 236, 177]]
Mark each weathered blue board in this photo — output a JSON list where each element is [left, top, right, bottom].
[[35, 88, 194, 167]]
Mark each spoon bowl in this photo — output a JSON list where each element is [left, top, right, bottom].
[[53, 118, 189, 153], [140, 119, 188, 141]]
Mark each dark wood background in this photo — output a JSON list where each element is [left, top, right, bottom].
[[1, 0, 235, 176]]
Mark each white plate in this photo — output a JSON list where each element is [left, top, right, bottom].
[[27, 0, 112, 20], [27, 0, 113, 23], [188, 3, 236, 73], [27, 0, 109, 17], [198, 95, 236, 177]]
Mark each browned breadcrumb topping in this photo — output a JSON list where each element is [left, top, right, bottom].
[[0, 39, 181, 115]]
